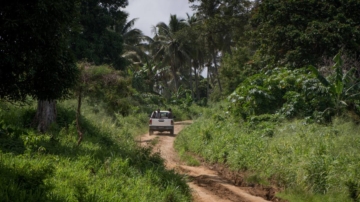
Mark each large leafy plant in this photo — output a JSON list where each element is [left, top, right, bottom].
[[228, 68, 332, 120], [171, 86, 193, 111], [310, 53, 360, 116]]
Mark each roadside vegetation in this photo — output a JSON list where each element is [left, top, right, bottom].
[[175, 56, 360, 201], [176, 106, 360, 201], [0, 100, 191, 202]]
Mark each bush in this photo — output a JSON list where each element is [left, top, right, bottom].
[[228, 68, 333, 121]]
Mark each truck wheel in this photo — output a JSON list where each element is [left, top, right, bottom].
[[149, 130, 152, 135], [170, 129, 174, 136]]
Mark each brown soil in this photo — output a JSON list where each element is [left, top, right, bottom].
[[138, 121, 283, 202]]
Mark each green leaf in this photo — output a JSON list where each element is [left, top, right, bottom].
[[335, 80, 344, 95], [308, 65, 330, 87], [340, 100, 348, 106]]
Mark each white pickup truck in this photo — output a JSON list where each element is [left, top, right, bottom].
[[149, 110, 175, 135]]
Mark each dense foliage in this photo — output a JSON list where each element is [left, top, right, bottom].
[[220, 47, 257, 95], [228, 54, 360, 122], [0, 0, 80, 101], [250, 0, 360, 67], [77, 63, 134, 116], [70, 0, 128, 70], [228, 68, 331, 120]]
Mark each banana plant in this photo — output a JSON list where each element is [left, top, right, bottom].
[[309, 53, 360, 115]]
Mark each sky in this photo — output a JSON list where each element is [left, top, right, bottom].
[[123, 0, 194, 37]]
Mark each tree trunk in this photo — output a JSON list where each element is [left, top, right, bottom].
[[171, 53, 179, 93], [172, 67, 179, 92], [194, 63, 200, 101], [189, 64, 194, 99], [34, 100, 57, 133], [207, 64, 210, 99], [76, 88, 83, 146], [212, 50, 222, 93]]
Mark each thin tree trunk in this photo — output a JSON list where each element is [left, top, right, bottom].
[[189, 64, 194, 99], [194, 63, 200, 101], [76, 88, 83, 146], [207, 64, 210, 99], [172, 53, 179, 92], [171, 66, 179, 93], [209, 36, 222, 93], [208, 62, 216, 87], [160, 72, 172, 100], [212, 50, 222, 93], [148, 66, 157, 93], [34, 100, 57, 133]]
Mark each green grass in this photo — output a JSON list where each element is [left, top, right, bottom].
[[177, 148, 200, 167], [0, 99, 191, 202], [174, 105, 360, 201]]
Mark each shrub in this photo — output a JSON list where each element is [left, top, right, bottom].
[[228, 68, 333, 121]]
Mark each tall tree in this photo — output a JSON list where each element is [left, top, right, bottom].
[[251, 0, 360, 68], [1, 0, 80, 132], [71, 0, 128, 70], [119, 18, 144, 47], [152, 15, 191, 93], [120, 17, 151, 72], [189, 0, 252, 95], [180, 13, 208, 100]]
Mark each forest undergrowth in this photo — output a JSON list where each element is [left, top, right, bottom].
[[0, 99, 192, 202]]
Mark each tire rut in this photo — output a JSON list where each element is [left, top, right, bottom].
[[138, 121, 274, 202]]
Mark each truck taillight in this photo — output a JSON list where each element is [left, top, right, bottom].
[[171, 120, 174, 125], [149, 119, 152, 124]]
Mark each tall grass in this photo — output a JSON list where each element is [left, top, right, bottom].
[[0, 100, 191, 202], [175, 105, 360, 201]]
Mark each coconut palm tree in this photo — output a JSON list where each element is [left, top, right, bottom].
[[118, 17, 157, 73], [151, 15, 192, 93], [119, 18, 144, 47], [181, 13, 208, 100]]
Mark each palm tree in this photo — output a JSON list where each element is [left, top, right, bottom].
[[188, 0, 252, 97], [182, 13, 208, 101], [118, 18, 144, 47], [117, 17, 160, 94], [118, 18, 146, 69], [151, 15, 191, 93]]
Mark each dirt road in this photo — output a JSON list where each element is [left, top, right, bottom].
[[138, 121, 277, 202]]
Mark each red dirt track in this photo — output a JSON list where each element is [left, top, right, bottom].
[[138, 121, 281, 202]]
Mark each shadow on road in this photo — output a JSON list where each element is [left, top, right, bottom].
[[135, 139, 153, 143], [152, 132, 176, 137]]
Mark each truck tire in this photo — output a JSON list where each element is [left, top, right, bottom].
[[149, 130, 153, 135], [170, 129, 174, 136]]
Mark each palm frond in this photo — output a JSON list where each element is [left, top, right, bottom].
[[121, 18, 139, 35]]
